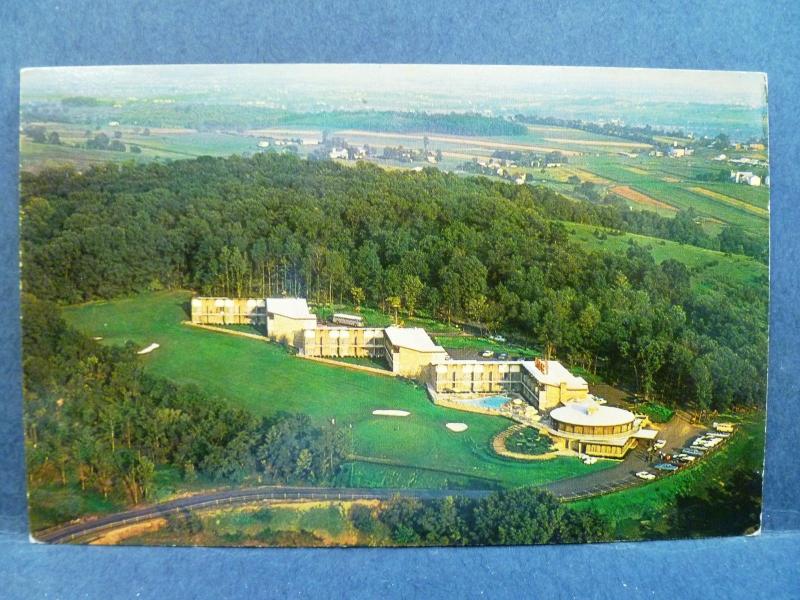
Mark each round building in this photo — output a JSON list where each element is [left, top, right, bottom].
[[548, 400, 639, 458]]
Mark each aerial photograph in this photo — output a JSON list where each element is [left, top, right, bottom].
[[19, 64, 768, 547]]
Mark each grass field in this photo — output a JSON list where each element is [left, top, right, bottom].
[[564, 221, 767, 294], [63, 291, 613, 490], [570, 412, 765, 539]]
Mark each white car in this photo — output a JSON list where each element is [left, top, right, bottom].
[[582, 456, 598, 465], [653, 439, 667, 450], [480, 350, 494, 358], [636, 471, 656, 481]]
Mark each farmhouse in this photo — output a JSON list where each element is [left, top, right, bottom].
[[731, 170, 762, 186]]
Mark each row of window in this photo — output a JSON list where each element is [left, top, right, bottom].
[[554, 421, 633, 436]]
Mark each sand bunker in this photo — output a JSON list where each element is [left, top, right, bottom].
[[372, 409, 410, 417], [137, 343, 160, 355], [446, 423, 469, 432]]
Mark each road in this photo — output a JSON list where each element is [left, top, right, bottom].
[[34, 485, 494, 544], [37, 417, 706, 544]]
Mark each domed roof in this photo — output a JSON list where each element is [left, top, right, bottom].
[[550, 400, 634, 428]]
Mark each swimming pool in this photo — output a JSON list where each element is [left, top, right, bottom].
[[455, 395, 510, 410]]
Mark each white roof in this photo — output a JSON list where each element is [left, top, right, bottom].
[[384, 326, 445, 353], [265, 297, 315, 319], [633, 428, 660, 440], [521, 360, 588, 388], [550, 399, 634, 427], [333, 313, 363, 321]]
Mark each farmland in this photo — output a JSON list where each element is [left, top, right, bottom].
[[63, 291, 613, 491]]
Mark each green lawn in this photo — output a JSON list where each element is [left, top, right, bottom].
[[63, 290, 612, 490]]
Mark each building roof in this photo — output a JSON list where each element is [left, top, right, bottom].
[[521, 359, 588, 388], [333, 313, 364, 321], [265, 297, 315, 320], [384, 326, 445, 353], [550, 399, 635, 428]]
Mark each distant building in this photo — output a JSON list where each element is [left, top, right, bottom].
[[731, 171, 762, 186], [329, 147, 349, 160], [748, 143, 766, 151], [667, 147, 693, 158]]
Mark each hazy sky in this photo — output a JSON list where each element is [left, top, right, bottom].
[[22, 63, 767, 107]]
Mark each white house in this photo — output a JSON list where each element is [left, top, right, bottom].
[[731, 171, 762, 186]]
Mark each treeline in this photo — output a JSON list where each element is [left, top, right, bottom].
[[22, 100, 526, 137], [351, 488, 609, 546], [20, 154, 766, 411], [515, 114, 686, 145], [23, 294, 348, 508]]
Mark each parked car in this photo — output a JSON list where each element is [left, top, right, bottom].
[[582, 456, 598, 465], [654, 463, 679, 471], [480, 350, 494, 358], [495, 335, 507, 343], [498, 352, 509, 360], [653, 439, 667, 450], [676, 455, 697, 463], [684, 447, 704, 456], [713, 422, 735, 433], [706, 432, 731, 439], [636, 471, 656, 480]]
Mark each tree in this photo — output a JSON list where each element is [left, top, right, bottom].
[[47, 131, 61, 145], [401, 275, 423, 318], [350, 287, 365, 312], [386, 295, 402, 324]]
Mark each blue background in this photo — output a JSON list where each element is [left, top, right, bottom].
[[1, 1, 798, 597]]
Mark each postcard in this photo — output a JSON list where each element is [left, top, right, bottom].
[[20, 64, 767, 546]]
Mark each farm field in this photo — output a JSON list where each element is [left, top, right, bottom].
[[576, 156, 768, 232], [564, 221, 767, 292], [63, 291, 613, 491]]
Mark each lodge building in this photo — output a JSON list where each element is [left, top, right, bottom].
[[190, 296, 657, 458]]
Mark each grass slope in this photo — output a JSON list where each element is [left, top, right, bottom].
[[63, 291, 612, 489], [564, 221, 767, 292]]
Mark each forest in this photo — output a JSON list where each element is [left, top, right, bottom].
[[23, 293, 349, 509], [20, 154, 767, 413]]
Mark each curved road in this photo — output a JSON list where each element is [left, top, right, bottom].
[[37, 418, 705, 544], [35, 485, 494, 544]]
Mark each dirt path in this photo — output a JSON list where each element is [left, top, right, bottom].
[[610, 185, 679, 212]]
